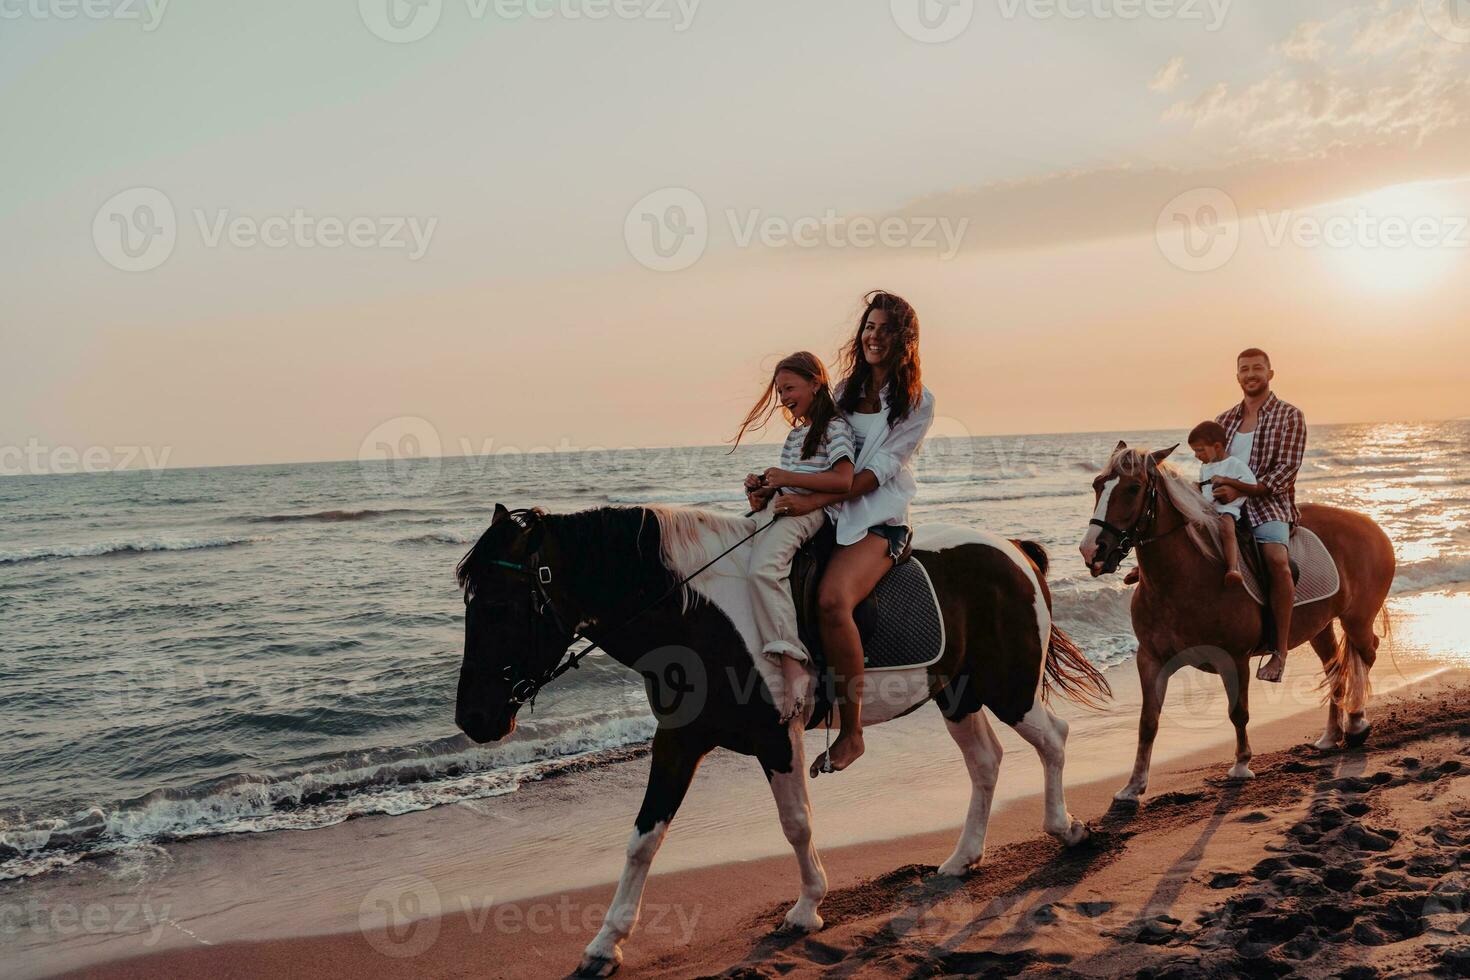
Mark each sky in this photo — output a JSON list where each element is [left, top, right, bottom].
[[3, 0, 1470, 472]]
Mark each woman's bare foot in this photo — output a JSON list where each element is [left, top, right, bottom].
[[1256, 652, 1286, 683], [809, 731, 865, 777], [1224, 569, 1245, 587]]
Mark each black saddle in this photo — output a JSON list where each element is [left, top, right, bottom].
[[788, 518, 913, 669]]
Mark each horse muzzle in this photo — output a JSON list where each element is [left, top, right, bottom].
[[455, 701, 518, 744]]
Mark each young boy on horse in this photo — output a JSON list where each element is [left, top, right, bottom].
[[1188, 419, 1254, 588]]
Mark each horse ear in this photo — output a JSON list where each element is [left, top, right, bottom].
[[1114, 440, 1128, 453], [1150, 444, 1178, 465], [492, 503, 510, 525]]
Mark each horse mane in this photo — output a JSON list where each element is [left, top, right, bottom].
[[644, 505, 758, 612], [457, 504, 756, 615], [1107, 448, 1225, 564]]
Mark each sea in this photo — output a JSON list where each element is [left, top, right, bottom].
[[3, 420, 1468, 883]]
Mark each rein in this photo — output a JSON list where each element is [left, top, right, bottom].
[[484, 508, 782, 711]]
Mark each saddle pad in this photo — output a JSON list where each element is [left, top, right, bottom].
[[862, 556, 946, 671], [1241, 526, 1340, 608]]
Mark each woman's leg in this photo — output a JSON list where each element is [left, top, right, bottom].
[[812, 532, 892, 775]]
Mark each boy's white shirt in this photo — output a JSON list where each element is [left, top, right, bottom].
[[1201, 455, 1257, 519]]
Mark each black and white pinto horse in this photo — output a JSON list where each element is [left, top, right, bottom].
[[455, 503, 1110, 977]]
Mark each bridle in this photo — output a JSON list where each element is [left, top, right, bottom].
[[1088, 461, 1186, 572], [472, 507, 777, 712]]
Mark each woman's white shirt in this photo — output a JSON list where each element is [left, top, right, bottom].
[[826, 386, 936, 546]]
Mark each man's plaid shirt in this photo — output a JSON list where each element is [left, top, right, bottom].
[[1216, 392, 1306, 526]]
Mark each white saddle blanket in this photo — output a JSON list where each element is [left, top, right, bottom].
[[1240, 526, 1340, 608]]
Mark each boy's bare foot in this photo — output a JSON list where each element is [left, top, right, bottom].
[[809, 731, 865, 777], [1224, 569, 1245, 587], [1256, 652, 1286, 683], [1124, 568, 1141, 585]]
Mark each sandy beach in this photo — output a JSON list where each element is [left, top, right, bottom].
[[21, 641, 1467, 979]]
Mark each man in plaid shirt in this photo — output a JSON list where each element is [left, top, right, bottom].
[[1213, 348, 1307, 683]]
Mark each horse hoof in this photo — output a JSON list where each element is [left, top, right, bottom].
[[1062, 819, 1091, 847], [1312, 735, 1340, 751], [1344, 723, 1372, 749], [781, 906, 823, 933], [1227, 764, 1255, 781], [1113, 786, 1143, 804], [575, 950, 621, 978], [936, 858, 973, 877]]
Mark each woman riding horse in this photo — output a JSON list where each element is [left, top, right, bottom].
[[769, 290, 935, 774]]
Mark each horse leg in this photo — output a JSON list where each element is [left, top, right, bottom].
[[936, 708, 1004, 875], [1226, 654, 1254, 780], [1309, 624, 1344, 750], [1340, 613, 1379, 748], [1014, 700, 1089, 846], [763, 726, 829, 932], [579, 728, 705, 978], [1116, 649, 1167, 802]]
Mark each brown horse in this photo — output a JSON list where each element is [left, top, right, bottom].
[[1079, 443, 1395, 801]]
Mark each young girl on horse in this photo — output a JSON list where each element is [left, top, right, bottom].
[[733, 352, 856, 724]]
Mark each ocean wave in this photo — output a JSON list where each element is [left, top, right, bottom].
[[248, 507, 418, 524], [1392, 556, 1470, 595], [606, 490, 746, 505], [0, 711, 656, 881], [0, 536, 259, 566], [398, 529, 481, 546]]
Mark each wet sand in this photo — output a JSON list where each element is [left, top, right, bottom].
[[35, 663, 1470, 979]]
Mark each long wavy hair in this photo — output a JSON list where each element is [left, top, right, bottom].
[[729, 351, 840, 460], [835, 290, 923, 426]]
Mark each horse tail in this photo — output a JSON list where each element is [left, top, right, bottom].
[[1321, 630, 1372, 716], [1043, 624, 1113, 709], [1013, 538, 1112, 708]]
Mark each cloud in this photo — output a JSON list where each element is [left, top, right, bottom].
[[1275, 21, 1330, 62], [1162, 3, 1470, 156], [1148, 56, 1188, 94]]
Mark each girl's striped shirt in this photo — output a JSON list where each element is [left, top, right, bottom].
[[778, 418, 856, 495]]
